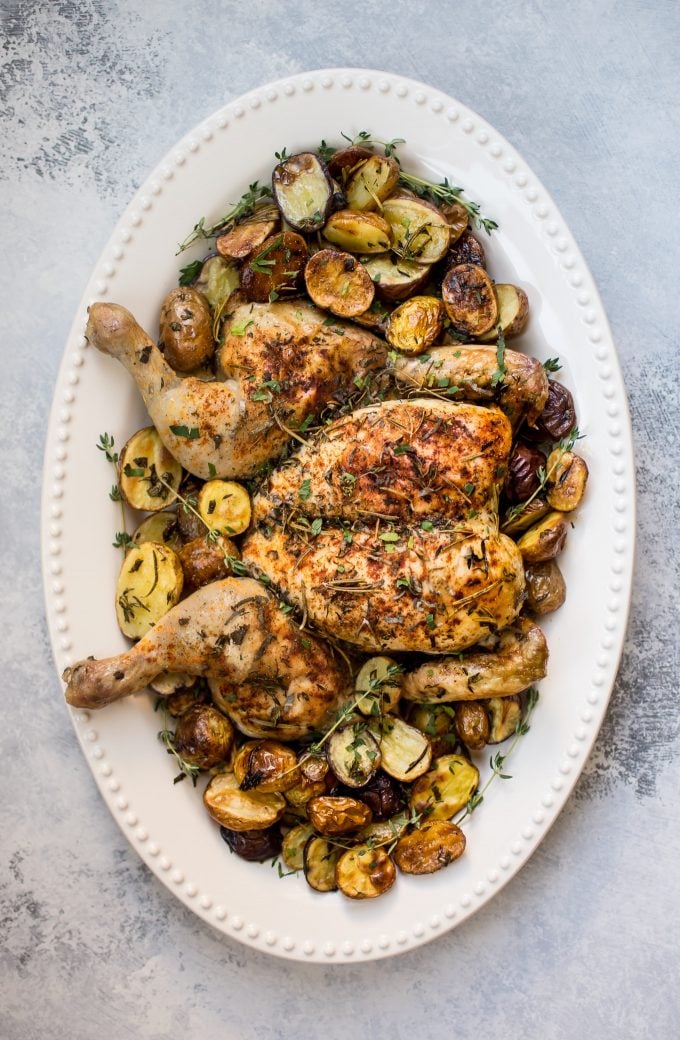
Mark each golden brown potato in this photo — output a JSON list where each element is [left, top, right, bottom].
[[159, 287, 214, 372], [327, 722, 381, 787], [115, 541, 183, 639], [326, 145, 373, 184], [486, 696, 522, 743], [516, 511, 569, 563], [546, 450, 589, 511], [203, 772, 286, 831], [119, 426, 183, 512], [361, 253, 431, 301], [197, 479, 251, 536], [284, 754, 330, 807], [382, 196, 451, 265], [442, 263, 498, 336], [446, 229, 486, 268], [173, 704, 235, 769], [303, 835, 342, 892], [233, 739, 299, 793], [131, 511, 182, 552], [306, 795, 372, 836], [407, 703, 454, 739], [335, 845, 396, 899], [177, 535, 238, 590], [393, 820, 466, 875], [501, 498, 551, 535], [345, 154, 400, 211], [240, 231, 308, 303], [281, 822, 315, 871], [304, 248, 375, 317], [454, 702, 490, 750], [477, 283, 530, 340], [370, 717, 432, 782], [409, 754, 480, 820], [215, 203, 280, 259], [355, 656, 403, 716], [323, 209, 391, 253], [525, 559, 567, 615], [385, 296, 444, 355]]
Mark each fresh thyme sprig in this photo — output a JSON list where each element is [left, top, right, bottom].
[[455, 686, 540, 824], [158, 724, 200, 786], [97, 433, 131, 549], [155, 473, 247, 576], [177, 181, 273, 254], [502, 426, 584, 527]]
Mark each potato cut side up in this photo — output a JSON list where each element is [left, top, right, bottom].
[[119, 426, 183, 511], [216, 203, 280, 259], [361, 253, 431, 301], [115, 541, 184, 639], [370, 717, 432, 782], [442, 263, 499, 336], [345, 154, 400, 211], [272, 152, 334, 232], [197, 479, 251, 536], [409, 754, 480, 820], [393, 820, 466, 875], [131, 511, 182, 552], [304, 248, 375, 317], [323, 209, 392, 253], [382, 196, 451, 265], [335, 845, 396, 899], [304, 836, 343, 892], [326, 722, 381, 788], [240, 232, 308, 303], [355, 655, 403, 716], [203, 772, 286, 831]]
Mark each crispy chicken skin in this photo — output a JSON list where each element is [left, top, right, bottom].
[[242, 400, 526, 653]]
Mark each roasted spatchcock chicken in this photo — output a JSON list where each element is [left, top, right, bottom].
[[64, 298, 551, 730]]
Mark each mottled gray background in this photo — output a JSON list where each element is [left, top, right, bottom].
[[2, 0, 678, 1037]]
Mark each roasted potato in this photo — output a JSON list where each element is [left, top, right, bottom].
[[486, 696, 522, 743], [303, 835, 342, 893], [393, 820, 466, 875], [323, 209, 391, 253], [382, 196, 451, 265], [504, 442, 547, 503], [196, 479, 251, 536], [326, 145, 373, 184], [442, 263, 498, 336], [119, 426, 183, 512], [546, 450, 589, 511], [327, 722, 381, 787], [233, 739, 299, 793], [304, 248, 375, 317], [355, 656, 403, 716], [516, 510, 568, 563], [191, 254, 240, 319], [272, 152, 334, 232], [203, 772, 286, 831], [355, 811, 410, 846], [370, 716, 432, 782], [454, 701, 490, 751], [335, 845, 396, 899], [501, 497, 551, 535], [175, 477, 205, 541], [306, 795, 372, 836], [410, 754, 480, 820], [440, 201, 469, 242], [164, 686, 203, 718], [220, 824, 282, 862], [345, 154, 400, 211], [477, 284, 530, 341], [281, 822, 315, 871], [115, 541, 183, 639], [350, 297, 392, 333], [525, 559, 567, 615], [446, 229, 486, 268], [216, 202, 280, 260], [361, 253, 431, 301], [385, 295, 444, 355], [351, 772, 405, 820], [159, 287, 214, 372], [173, 704, 235, 769], [241, 232, 308, 303], [532, 380, 576, 441], [284, 756, 330, 807], [131, 511, 182, 552], [178, 535, 239, 590]]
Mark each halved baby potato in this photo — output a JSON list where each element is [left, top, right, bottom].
[[272, 152, 334, 232], [409, 754, 480, 820], [477, 283, 530, 341], [281, 822, 315, 871], [326, 145, 373, 184], [546, 450, 589, 512], [361, 254, 431, 301], [385, 295, 444, 355], [335, 845, 396, 900], [515, 510, 568, 564], [216, 202, 280, 260], [442, 263, 498, 336], [304, 248, 375, 317], [355, 811, 410, 846], [196, 479, 251, 536], [240, 232, 308, 303], [327, 722, 381, 788], [370, 716, 432, 782], [345, 154, 400, 211], [203, 771, 286, 831], [382, 196, 451, 265], [233, 739, 299, 793], [119, 426, 183, 512], [191, 255, 241, 318], [131, 511, 182, 552], [355, 656, 403, 716], [501, 498, 551, 535], [115, 541, 183, 639], [393, 820, 466, 875], [307, 795, 372, 836], [173, 704, 235, 770], [304, 835, 343, 893], [486, 696, 522, 743], [323, 209, 392, 254]]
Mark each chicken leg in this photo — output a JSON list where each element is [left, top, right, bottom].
[[63, 578, 349, 738]]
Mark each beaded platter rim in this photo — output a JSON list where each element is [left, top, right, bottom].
[[41, 68, 635, 962]]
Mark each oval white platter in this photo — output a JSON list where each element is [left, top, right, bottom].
[[41, 68, 634, 962]]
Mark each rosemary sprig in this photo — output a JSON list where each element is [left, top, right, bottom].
[[97, 433, 130, 549], [502, 426, 583, 527], [177, 181, 273, 254]]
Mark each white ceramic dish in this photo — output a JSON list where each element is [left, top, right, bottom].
[[41, 68, 634, 962]]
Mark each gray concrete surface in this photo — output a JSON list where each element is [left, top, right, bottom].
[[1, 1, 678, 1037]]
